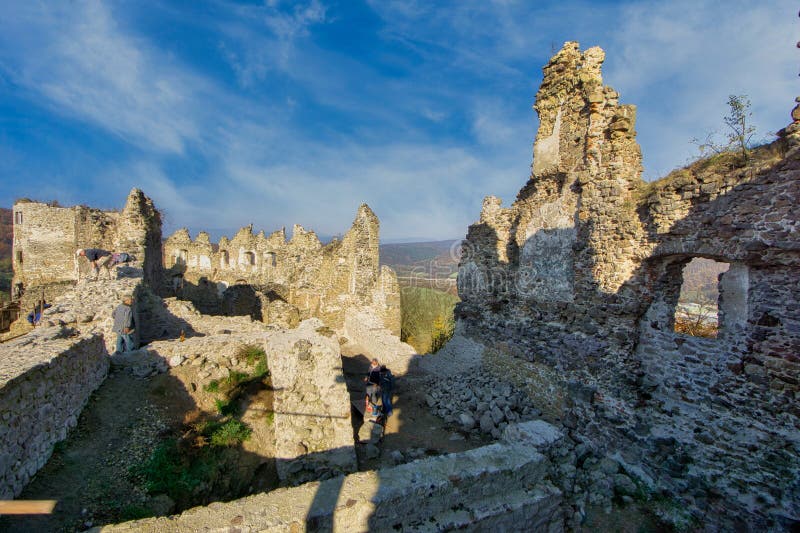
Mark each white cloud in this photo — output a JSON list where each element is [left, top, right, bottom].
[[603, 0, 797, 178], [2, 0, 795, 241], [0, 1, 210, 154], [217, 0, 329, 86]]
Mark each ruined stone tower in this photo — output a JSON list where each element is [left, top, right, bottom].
[[458, 41, 800, 528]]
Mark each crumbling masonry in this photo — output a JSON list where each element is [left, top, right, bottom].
[[11, 189, 163, 313], [458, 42, 800, 528], [162, 204, 401, 336]]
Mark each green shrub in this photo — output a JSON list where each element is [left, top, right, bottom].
[[237, 344, 266, 366], [214, 398, 238, 416], [210, 419, 252, 447], [203, 380, 219, 393]]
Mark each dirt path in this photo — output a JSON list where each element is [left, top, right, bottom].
[[0, 360, 277, 533], [341, 346, 489, 470], [0, 369, 192, 532]]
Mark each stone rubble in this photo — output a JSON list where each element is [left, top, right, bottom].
[[423, 368, 540, 440]]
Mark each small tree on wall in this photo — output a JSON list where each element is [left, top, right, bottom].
[[724, 94, 756, 164], [690, 94, 757, 164]]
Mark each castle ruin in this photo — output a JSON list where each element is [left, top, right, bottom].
[[162, 204, 401, 336], [0, 41, 798, 532], [10, 189, 162, 313]]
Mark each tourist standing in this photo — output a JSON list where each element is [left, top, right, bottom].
[[112, 294, 136, 354], [364, 358, 381, 414]]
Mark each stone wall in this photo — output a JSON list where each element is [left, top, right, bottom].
[[264, 319, 358, 484], [0, 328, 109, 498], [94, 421, 565, 532], [457, 41, 800, 528], [163, 205, 401, 334], [344, 309, 416, 374], [11, 189, 163, 312]]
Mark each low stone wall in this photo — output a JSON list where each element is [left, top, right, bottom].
[[0, 327, 109, 498], [343, 309, 416, 374], [95, 421, 565, 532], [265, 319, 357, 485]]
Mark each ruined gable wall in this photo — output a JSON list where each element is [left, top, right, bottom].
[[457, 42, 800, 528], [12, 189, 163, 311]]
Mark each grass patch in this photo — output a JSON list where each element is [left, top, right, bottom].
[[253, 360, 269, 379], [132, 417, 254, 509], [214, 397, 238, 416], [225, 371, 250, 387], [203, 380, 219, 393], [265, 410, 274, 426], [131, 439, 204, 504], [209, 419, 252, 447], [237, 344, 266, 366]]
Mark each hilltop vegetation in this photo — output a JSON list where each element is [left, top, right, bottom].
[[380, 241, 461, 353], [0, 208, 11, 302], [400, 286, 458, 354], [380, 240, 459, 296]]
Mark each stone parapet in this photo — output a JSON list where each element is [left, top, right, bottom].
[[0, 328, 108, 498], [94, 421, 564, 532]]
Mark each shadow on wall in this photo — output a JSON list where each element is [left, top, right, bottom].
[[165, 265, 291, 323]]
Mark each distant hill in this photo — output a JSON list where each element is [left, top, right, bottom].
[[380, 240, 460, 295], [380, 239, 459, 268], [0, 208, 12, 301]]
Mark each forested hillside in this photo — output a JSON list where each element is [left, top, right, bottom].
[[0, 208, 12, 302]]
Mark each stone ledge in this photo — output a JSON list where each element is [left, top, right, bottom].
[[95, 422, 563, 532], [0, 332, 109, 498]]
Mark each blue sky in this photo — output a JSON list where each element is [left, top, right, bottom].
[[0, 1, 796, 241]]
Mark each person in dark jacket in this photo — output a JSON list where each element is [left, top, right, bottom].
[[364, 358, 381, 414], [112, 294, 136, 354], [379, 366, 394, 418], [76, 248, 112, 280]]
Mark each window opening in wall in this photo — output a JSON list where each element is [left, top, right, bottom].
[[221, 250, 229, 268], [244, 251, 255, 266], [15, 250, 22, 266], [265, 252, 276, 267], [174, 249, 188, 266], [14, 211, 22, 225], [674, 258, 730, 338]]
